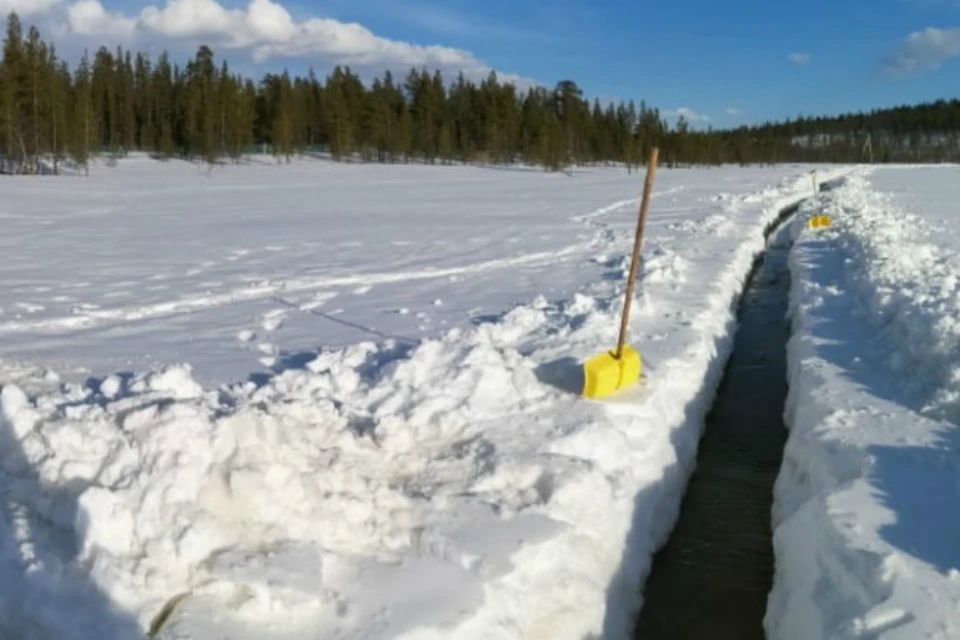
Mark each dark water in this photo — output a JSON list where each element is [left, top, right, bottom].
[[633, 231, 792, 640]]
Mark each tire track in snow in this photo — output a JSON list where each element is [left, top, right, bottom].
[[0, 197, 639, 335]]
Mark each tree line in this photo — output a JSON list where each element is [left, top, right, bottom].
[[3, 11, 960, 175], [0, 12, 671, 173]]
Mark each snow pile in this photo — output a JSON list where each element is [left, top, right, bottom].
[[0, 162, 846, 639], [826, 172, 960, 422], [767, 168, 960, 639]]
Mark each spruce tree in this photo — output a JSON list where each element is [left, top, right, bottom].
[[70, 51, 94, 174]]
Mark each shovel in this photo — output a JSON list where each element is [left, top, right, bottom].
[[582, 147, 659, 399]]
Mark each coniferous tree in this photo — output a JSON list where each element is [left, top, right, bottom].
[[70, 51, 94, 173], [0, 13, 25, 171], [6, 11, 960, 173], [48, 53, 68, 173]]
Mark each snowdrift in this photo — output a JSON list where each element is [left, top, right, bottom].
[[768, 169, 960, 639]]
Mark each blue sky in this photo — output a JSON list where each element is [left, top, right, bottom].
[[12, 0, 960, 127], [316, 0, 960, 127]]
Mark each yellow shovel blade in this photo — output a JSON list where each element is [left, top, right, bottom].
[[808, 214, 831, 229], [582, 344, 642, 398]]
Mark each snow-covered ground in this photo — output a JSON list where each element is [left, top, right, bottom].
[[0, 156, 800, 388], [768, 166, 960, 639], [0, 156, 842, 639]]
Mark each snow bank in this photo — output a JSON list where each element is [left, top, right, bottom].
[[767, 169, 960, 639], [0, 164, 846, 639]]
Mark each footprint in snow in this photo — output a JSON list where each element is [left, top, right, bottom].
[[257, 343, 278, 368], [260, 309, 288, 332], [257, 343, 277, 355], [353, 285, 373, 295], [299, 291, 338, 311]]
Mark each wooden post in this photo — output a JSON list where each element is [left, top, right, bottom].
[[616, 147, 659, 359]]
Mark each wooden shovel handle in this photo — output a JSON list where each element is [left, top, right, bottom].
[[616, 147, 659, 359]]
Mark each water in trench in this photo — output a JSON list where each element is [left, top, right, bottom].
[[633, 225, 793, 639]]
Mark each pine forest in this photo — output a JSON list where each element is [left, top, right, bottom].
[[2, 11, 960, 175]]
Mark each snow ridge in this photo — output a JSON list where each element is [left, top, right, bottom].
[[768, 170, 960, 640], [823, 172, 960, 422]]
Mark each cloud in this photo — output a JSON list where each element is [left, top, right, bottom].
[[724, 107, 743, 116], [787, 52, 811, 65], [369, 0, 545, 42], [884, 25, 960, 74], [6, 0, 534, 86], [664, 107, 711, 122], [67, 0, 135, 39], [139, 0, 247, 40], [0, 0, 59, 17]]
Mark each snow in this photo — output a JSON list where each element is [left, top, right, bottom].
[[0, 155, 846, 639], [768, 166, 960, 640]]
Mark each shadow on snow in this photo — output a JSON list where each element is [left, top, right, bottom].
[[0, 386, 144, 638], [796, 238, 960, 576]]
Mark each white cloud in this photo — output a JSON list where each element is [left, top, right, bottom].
[[10, 0, 534, 86], [724, 107, 743, 116], [372, 0, 545, 42], [884, 26, 960, 74], [787, 52, 811, 65], [67, 0, 135, 39], [139, 0, 244, 40], [0, 0, 60, 17], [664, 107, 711, 122]]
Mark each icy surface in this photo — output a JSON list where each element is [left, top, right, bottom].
[[0, 157, 841, 639], [768, 167, 960, 640]]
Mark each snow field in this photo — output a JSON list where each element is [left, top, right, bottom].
[[768, 168, 960, 639], [0, 156, 825, 387], [0, 158, 845, 639]]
